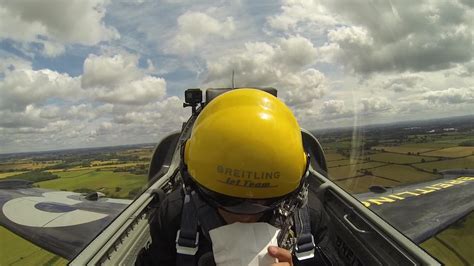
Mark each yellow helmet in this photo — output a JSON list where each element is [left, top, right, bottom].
[[184, 88, 307, 201]]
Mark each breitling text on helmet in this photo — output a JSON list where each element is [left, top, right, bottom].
[[217, 165, 280, 179]]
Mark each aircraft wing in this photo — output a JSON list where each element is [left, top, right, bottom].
[[355, 172, 474, 244], [0, 180, 131, 260]]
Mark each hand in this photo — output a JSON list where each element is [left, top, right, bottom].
[[268, 246, 293, 266]]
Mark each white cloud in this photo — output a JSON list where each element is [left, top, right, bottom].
[[204, 36, 323, 106], [422, 87, 474, 104], [113, 96, 185, 125], [318, 0, 473, 73], [0, 67, 81, 111], [0, 107, 45, 128], [82, 53, 143, 88], [283, 68, 325, 106], [0, 56, 32, 73], [67, 103, 114, 121], [321, 99, 345, 115], [266, 0, 337, 33], [166, 11, 235, 55], [93, 76, 166, 105], [360, 97, 393, 114], [383, 74, 424, 92], [275, 36, 318, 70], [267, 0, 473, 74], [0, 0, 119, 56], [82, 53, 166, 105]]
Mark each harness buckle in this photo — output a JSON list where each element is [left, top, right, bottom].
[[294, 234, 315, 260], [175, 229, 199, 255]]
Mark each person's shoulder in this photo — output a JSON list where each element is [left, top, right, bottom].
[[164, 187, 184, 204], [159, 187, 184, 214], [151, 187, 184, 238], [306, 190, 323, 214]]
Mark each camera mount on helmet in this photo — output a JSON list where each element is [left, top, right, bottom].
[[183, 88, 203, 115]]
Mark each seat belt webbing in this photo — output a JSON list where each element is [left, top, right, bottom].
[[176, 191, 199, 265]]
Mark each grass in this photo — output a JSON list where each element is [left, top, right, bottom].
[[329, 162, 386, 179], [370, 165, 439, 184], [368, 152, 438, 164], [335, 175, 400, 194], [118, 148, 154, 159], [321, 140, 353, 150], [90, 160, 121, 165], [422, 147, 474, 158], [372, 146, 435, 154], [47, 169, 94, 178], [396, 142, 461, 149], [324, 152, 347, 162], [327, 159, 363, 168], [37, 170, 147, 199], [414, 156, 474, 172], [0, 226, 67, 266], [0, 162, 57, 171], [69, 162, 144, 171], [421, 212, 474, 265], [0, 171, 27, 179]]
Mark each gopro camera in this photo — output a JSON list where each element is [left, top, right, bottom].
[[185, 88, 202, 105], [184, 88, 203, 115]]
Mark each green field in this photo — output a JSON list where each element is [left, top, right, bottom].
[[329, 162, 386, 179], [372, 146, 435, 154], [321, 141, 353, 150], [38, 170, 147, 199], [0, 162, 57, 171], [421, 212, 474, 265], [327, 159, 363, 168], [368, 152, 438, 164], [370, 165, 439, 183], [414, 156, 474, 172], [335, 175, 400, 194], [0, 226, 67, 266], [118, 148, 154, 160], [422, 147, 474, 158], [0, 171, 27, 179], [324, 152, 347, 162], [382, 142, 459, 149], [46, 169, 93, 178]]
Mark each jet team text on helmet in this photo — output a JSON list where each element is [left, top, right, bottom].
[[184, 88, 307, 199]]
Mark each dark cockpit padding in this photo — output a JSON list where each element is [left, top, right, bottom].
[[301, 130, 328, 175], [148, 132, 180, 182]]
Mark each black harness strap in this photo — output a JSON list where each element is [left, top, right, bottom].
[[191, 190, 224, 240], [176, 190, 199, 266], [294, 205, 316, 261], [176, 189, 224, 265], [294, 205, 332, 265]]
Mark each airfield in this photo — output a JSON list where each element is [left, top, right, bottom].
[[0, 116, 473, 265]]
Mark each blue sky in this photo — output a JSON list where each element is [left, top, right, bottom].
[[0, 0, 472, 153]]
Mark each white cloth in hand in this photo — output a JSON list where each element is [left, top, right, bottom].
[[209, 222, 280, 266]]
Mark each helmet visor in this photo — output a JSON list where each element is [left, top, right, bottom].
[[196, 186, 285, 215]]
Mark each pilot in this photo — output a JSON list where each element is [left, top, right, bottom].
[[137, 89, 342, 265]]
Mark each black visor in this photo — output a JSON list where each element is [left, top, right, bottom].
[[196, 185, 287, 215]]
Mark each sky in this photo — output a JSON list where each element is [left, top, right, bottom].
[[0, 0, 472, 153]]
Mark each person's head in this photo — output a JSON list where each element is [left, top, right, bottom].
[[182, 88, 308, 222]]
